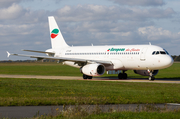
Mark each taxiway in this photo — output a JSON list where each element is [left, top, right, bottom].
[[0, 74, 180, 83]]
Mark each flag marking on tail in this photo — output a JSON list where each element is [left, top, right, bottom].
[[51, 28, 59, 39]]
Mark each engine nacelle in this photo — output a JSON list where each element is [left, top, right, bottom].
[[134, 70, 159, 76], [81, 64, 105, 76]]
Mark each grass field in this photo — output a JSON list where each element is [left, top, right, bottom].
[[0, 62, 180, 79], [1, 78, 180, 118], [0, 62, 80, 76], [0, 78, 180, 106], [0, 62, 180, 118]]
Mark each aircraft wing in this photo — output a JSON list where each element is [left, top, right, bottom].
[[22, 49, 54, 54], [7, 51, 112, 65]]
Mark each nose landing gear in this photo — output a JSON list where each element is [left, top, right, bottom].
[[149, 76, 155, 81], [148, 70, 155, 81]]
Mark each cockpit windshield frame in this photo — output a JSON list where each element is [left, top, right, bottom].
[[152, 49, 169, 55], [163, 49, 169, 55]]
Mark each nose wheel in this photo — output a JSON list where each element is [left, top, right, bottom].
[[149, 76, 155, 81], [148, 70, 155, 81]]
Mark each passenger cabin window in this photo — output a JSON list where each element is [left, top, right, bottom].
[[65, 51, 141, 55]]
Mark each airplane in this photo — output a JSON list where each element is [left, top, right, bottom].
[[7, 16, 174, 81]]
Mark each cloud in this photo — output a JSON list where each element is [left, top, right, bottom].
[[0, 24, 35, 36], [109, 0, 165, 6], [0, 3, 24, 20], [0, 0, 22, 7], [0, 4, 175, 47], [55, 5, 175, 22], [137, 26, 180, 52], [138, 26, 173, 41], [0, 0, 62, 8], [0, 2, 179, 60]]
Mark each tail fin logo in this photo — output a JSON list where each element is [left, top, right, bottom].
[[51, 29, 59, 39]]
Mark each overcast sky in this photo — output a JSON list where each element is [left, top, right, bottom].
[[1, 0, 180, 60]]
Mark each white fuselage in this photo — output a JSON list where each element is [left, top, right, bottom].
[[51, 44, 173, 71]]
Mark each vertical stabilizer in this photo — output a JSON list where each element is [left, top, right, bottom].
[[48, 16, 69, 49]]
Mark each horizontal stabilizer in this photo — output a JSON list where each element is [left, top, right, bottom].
[[6, 51, 11, 57]]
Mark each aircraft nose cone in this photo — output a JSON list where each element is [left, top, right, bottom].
[[164, 56, 174, 68]]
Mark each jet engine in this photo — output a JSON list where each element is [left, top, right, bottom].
[[134, 70, 159, 76], [81, 64, 105, 76]]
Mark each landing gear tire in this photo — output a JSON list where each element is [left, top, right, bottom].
[[83, 74, 92, 79], [83, 74, 88, 79], [118, 73, 127, 79], [123, 73, 127, 79], [149, 76, 155, 81], [88, 76, 92, 79], [118, 73, 123, 79], [148, 70, 155, 81]]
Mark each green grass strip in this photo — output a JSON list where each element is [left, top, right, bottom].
[[0, 78, 180, 106], [0, 62, 180, 79]]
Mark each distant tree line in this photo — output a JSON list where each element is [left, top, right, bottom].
[[172, 55, 180, 62]]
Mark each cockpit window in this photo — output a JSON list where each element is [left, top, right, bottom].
[[160, 51, 166, 54], [152, 51, 156, 55], [152, 50, 169, 55], [156, 51, 160, 55]]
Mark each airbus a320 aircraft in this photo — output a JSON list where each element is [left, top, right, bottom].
[[7, 16, 174, 81]]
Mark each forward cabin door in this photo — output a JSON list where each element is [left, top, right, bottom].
[[140, 47, 148, 61]]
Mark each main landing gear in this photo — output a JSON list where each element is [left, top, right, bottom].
[[148, 70, 155, 81], [83, 74, 92, 79], [118, 70, 127, 79]]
